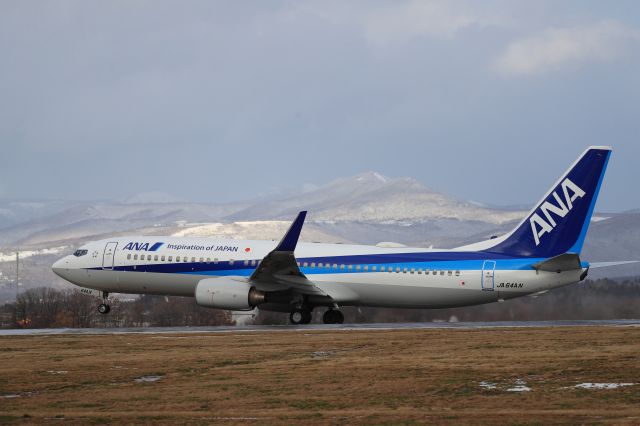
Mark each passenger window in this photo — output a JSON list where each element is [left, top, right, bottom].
[[191, 257, 196, 262], [318, 263, 323, 268], [229, 259, 234, 265], [206, 258, 211, 263], [134, 254, 138, 260], [425, 268, 430, 274], [214, 258, 219, 264], [410, 268, 415, 274], [199, 257, 204, 263], [363, 265, 367, 271], [455, 271, 460, 276], [403, 268, 408, 273], [448, 271, 452, 276], [303, 262, 308, 267], [372, 266, 377, 272], [161, 256, 165, 261], [440, 270, 445, 276], [417, 268, 422, 274], [348, 265, 353, 270], [168, 256, 172, 262], [154, 255, 158, 261], [433, 270, 437, 275], [244, 260, 249, 266], [147, 255, 152, 261], [311, 263, 316, 268], [395, 267, 400, 273], [127, 254, 131, 260], [340, 265, 345, 270]]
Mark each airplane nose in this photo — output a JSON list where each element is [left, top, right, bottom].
[[52, 257, 69, 278]]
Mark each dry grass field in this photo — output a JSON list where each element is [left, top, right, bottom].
[[1, 326, 639, 425]]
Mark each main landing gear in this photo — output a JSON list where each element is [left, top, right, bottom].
[[288, 308, 345, 325], [97, 291, 111, 314], [322, 309, 344, 324], [289, 308, 312, 325]]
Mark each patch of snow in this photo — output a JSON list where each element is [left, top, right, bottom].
[[135, 375, 163, 383], [0, 246, 68, 262], [574, 382, 635, 390], [375, 242, 407, 248], [591, 216, 610, 223], [506, 379, 531, 392], [311, 351, 335, 359], [46, 370, 68, 375], [479, 381, 497, 390], [373, 172, 388, 183]]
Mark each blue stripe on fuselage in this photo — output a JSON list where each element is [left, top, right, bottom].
[[89, 251, 564, 277]]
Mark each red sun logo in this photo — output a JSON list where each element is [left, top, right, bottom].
[[245, 247, 251, 253]]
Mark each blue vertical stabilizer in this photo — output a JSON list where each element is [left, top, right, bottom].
[[485, 147, 611, 258]]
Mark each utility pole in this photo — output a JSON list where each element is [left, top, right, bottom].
[[14, 250, 20, 326], [15, 251, 19, 301]]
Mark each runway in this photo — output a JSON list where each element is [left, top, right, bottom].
[[1, 319, 639, 336]]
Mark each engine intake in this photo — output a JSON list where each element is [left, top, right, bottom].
[[195, 278, 265, 311]]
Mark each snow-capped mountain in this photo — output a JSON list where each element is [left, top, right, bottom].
[[229, 172, 524, 224]]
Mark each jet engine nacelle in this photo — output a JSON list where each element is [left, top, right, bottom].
[[194, 278, 265, 311]]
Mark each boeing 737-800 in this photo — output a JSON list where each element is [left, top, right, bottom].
[[52, 147, 630, 324]]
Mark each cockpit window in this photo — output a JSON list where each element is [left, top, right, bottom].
[[73, 249, 88, 257]]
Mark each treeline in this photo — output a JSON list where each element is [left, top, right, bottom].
[[1, 288, 233, 328], [1, 277, 639, 328]]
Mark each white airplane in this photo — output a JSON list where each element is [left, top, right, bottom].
[[53, 146, 633, 324]]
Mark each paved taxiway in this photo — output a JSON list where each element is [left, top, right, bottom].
[[1, 319, 638, 336]]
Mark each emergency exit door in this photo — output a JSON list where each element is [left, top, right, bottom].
[[482, 260, 496, 291]]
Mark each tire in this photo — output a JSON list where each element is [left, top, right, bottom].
[[333, 310, 344, 324], [323, 309, 344, 324], [289, 310, 304, 325], [300, 310, 312, 324], [98, 303, 110, 314], [290, 309, 312, 325]]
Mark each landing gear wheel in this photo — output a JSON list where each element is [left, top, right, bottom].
[[98, 303, 111, 314], [323, 309, 344, 324], [289, 309, 312, 325]]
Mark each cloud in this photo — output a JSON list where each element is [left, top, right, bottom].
[[494, 20, 640, 75], [363, 0, 500, 46]]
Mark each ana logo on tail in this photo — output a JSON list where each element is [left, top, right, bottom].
[[530, 178, 586, 246]]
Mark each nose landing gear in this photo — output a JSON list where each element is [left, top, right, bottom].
[[97, 291, 111, 314]]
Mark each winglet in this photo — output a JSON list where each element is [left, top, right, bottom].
[[274, 211, 307, 252]]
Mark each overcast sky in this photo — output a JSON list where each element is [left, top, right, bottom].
[[1, 1, 639, 211]]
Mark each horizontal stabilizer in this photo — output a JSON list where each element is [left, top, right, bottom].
[[589, 260, 639, 269], [532, 253, 582, 273]]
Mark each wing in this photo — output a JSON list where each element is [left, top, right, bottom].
[[249, 211, 326, 296]]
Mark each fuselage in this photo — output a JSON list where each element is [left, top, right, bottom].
[[52, 236, 586, 310]]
